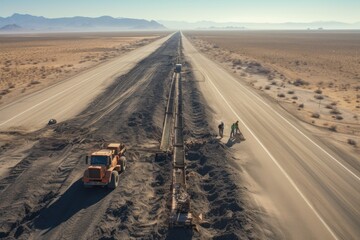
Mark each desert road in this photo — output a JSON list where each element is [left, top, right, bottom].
[[182, 34, 360, 239], [0, 33, 173, 132]]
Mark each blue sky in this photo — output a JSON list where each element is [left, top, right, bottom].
[[0, 0, 359, 22]]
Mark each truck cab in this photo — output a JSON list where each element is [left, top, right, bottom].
[[83, 143, 126, 189]]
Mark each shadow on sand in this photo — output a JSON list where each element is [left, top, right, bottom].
[[34, 178, 111, 233], [225, 133, 245, 147], [166, 228, 193, 240]]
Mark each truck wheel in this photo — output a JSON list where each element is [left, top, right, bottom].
[[108, 171, 119, 189], [120, 157, 126, 172], [121, 160, 126, 172]]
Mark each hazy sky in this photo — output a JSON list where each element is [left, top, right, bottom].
[[1, 0, 359, 23]]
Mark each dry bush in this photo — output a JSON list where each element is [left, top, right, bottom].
[[30, 80, 40, 85], [265, 85, 271, 90], [0, 89, 10, 96], [299, 103, 304, 108], [271, 81, 277, 86], [335, 115, 343, 120], [232, 59, 242, 66], [311, 112, 320, 118], [292, 96, 298, 100], [314, 89, 323, 94], [8, 83, 15, 89], [329, 125, 337, 132], [325, 104, 334, 109], [287, 90, 295, 94], [330, 108, 341, 115], [347, 139, 357, 146], [277, 93, 285, 98], [267, 75, 274, 80], [293, 78, 309, 86], [314, 95, 324, 100]]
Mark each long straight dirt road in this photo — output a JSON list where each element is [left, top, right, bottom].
[[182, 33, 360, 239], [0, 33, 173, 132]]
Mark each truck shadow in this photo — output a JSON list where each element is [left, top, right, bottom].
[[34, 178, 111, 232], [166, 228, 193, 240]]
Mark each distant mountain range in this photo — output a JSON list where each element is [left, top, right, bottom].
[[158, 20, 360, 30], [0, 13, 166, 32], [0, 24, 23, 31]]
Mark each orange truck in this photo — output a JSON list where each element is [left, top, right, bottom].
[[83, 143, 126, 189]]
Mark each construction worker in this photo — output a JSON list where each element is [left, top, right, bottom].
[[218, 121, 224, 138], [235, 120, 240, 135], [230, 122, 236, 138]]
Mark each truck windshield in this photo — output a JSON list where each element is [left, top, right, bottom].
[[90, 156, 108, 165]]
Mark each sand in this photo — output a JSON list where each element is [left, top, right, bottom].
[[0, 32, 168, 106], [183, 30, 360, 143]]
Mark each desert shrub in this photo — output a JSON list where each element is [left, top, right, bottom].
[[311, 112, 320, 118], [292, 96, 298, 100], [265, 85, 271, 90], [30, 80, 40, 85], [267, 75, 274, 80], [232, 59, 242, 66], [314, 95, 324, 100], [277, 93, 285, 98], [293, 78, 309, 86], [330, 102, 337, 106], [299, 103, 304, 108], [21, 88, 26, 93], [287, 90, 295, 94], [335, 115, 343, 120], [271, 81, 277, 86], [330, 108, 341, 115], [0, 89, 10, 96], [213, 44, 219, 48], [8, 83, 15, 89], [347, 139, 357, 146], [249, 61, 261, 67], [325, 104, 334, 109], [314, 89, 323, 94], [329, 125, 337, 132]]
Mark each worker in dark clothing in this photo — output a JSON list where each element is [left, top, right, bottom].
[[218, 121, 224, 138]]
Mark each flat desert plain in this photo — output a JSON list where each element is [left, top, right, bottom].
[[184, 30, 360, 144], [0, 31, 168, 105]]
